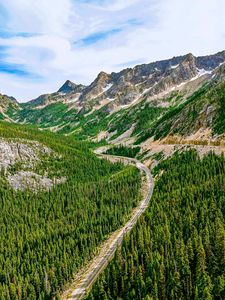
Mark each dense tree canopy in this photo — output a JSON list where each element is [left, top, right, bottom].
[[105, 146, 141, 158], [88, 150, 225, 300], [0, 122, 141, 299]]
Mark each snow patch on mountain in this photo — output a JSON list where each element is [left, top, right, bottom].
[[170, 64, 179, 69], [197, 68, 213, 76], [103, 83, 113, 92]]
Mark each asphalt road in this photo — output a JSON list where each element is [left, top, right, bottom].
[[62, 155, 154, 300]]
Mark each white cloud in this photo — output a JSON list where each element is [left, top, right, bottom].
[[1, 0, 74, 37], [84, 0, 140, 12], [0, 0, 224, 101]]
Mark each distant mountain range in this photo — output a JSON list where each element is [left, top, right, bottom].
[[0, 50, 225, 144]]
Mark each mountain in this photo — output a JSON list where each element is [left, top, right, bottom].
[[1, 50, 225, 142], [58, 80, 85, 94], [27, 80, 85, 108], [77, 50, 225, 111], [137, 63, 225, 142], [0, 93, 19, 121], [1, 50, 225, 300], [17, 50, 225, 111]]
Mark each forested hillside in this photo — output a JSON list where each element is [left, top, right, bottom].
[[0, 122, 141, 300], [105, 145, 141, 158], [0, 50, 225, 300], [87, 150, 225, 300]]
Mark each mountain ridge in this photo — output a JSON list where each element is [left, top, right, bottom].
[[0, 50, 225, 145], [17, 50, 225, 107]]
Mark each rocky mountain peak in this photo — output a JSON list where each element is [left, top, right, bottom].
[[74, 50, 225, 111], [177, 53, 198, 79], [212, 63, 225, 83], [95, 71, 111, 83], [181, 53, 195, 66], [185, 52, 194, 59], [58, 80, 85, 94], [7, 49, 225, 117], [78, 71, 112, 104]]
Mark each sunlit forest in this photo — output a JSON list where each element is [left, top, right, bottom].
[[88, 150, 225, 300], [0, 122, 141, 299]]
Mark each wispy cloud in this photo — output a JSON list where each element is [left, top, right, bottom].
[[76, 0, 140, 12], [115, 59, 145, 68], [76, 28, 123, 46], [0, 31, 37, 39], [0, 61, 40, 78], [0, 0, 224, 101]]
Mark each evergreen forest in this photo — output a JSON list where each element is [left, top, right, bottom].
[[88, 150, 225, 300], [0, 122, 141, 299]]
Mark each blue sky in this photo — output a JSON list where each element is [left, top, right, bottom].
[[0, 0, 224, 101]]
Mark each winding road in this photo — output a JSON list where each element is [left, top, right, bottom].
[[61, 155, 154, 300]]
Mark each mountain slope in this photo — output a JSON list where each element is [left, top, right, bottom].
[[1, 50, 225, 144], [0, 93, 19, 121], [135, 64, 225, 143], [87, 150, 225, 300], [77, 50, 225, 111], [1, 50, 225, 300], [0, 121, 141, 299]]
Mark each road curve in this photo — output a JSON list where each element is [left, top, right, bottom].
[[61, 155, 154, 300]]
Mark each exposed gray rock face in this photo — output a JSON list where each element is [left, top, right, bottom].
[[0, 138, 66, 192], [76, 50, 225, 111], [1, 94, 17, 103], [28, 94, 51, 107], [7, 171, 66, 192], [28, 92, 72, 108], [2, 50, 225, 121], [196, 50, 225, 70], [58, 80, 85, 94], [0, 93, 17, 105], [0, 139, 51, 170], [79, 72, 111, 104]]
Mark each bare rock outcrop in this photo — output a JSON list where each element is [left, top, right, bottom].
[[0, 138, 66, 192], [0, 138, 51, 170], [7, 171, 66, 192]]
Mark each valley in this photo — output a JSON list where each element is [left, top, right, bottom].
[[62, 155, 154, 300], [87, 150, 225, 300], [0, 50, 225, 299], [0, 122, 141, 299]]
